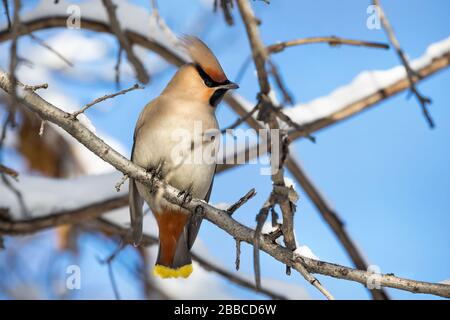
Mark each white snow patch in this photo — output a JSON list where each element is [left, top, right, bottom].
[[294, 245, 319, 260], [212, 203, 231, 210], [283, 36, 450, 125], [0, 172, 124, 220], [284, 176, 296, 190], [261, 222, 278, 235], [15, 0, 186, 58]]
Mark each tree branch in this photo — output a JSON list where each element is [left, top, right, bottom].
[[101, 0, 150, 84], [373, 0, 434, 128], [267, 36, 389, 54]]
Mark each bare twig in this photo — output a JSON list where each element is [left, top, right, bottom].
[[24, 83, 48, 91], [114, 45, 123, 89], [267, 59, 294, 105], [97, 242, 125, 300], [221, 104, 259, 134], [0, 174, 27, 218], [106, 262, 121, 300], [373, 0, 434, 128], [28, 33, 73, 67], [272, 106, 316, 142], [267, 36, 389, 53], [0, 164, 18, 180], [234, 55, 252, 84], [214, 0, 234, 26], [253, 199, 272, 290], [115, 174, 128, 192], [2, 0, 11, 29], [69, 84, 142, 119], [101, 0, 150, 84], [235, 238, 241, 271], [227, 188, 256, 215]]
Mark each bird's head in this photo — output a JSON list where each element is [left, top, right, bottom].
[[162, 36, 238, 108]]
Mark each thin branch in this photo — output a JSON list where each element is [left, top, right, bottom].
[[235, 238, 241, 271], [267, 36, 389, 53], [115, 174, 128, 192], [234, 55, 252, 84], [69, 83, 142, 119], [6, 0, 21, 129], [226, 188, 256, 215], [0, 164, 18, 180], [106, 263, 121, 300], [28, 33, 73, 67], [220, 104, 259, 134], [114, 44, 123, 90], [1, 174, 28, 219], [2, 0, 11, 29], [101, 0, 150, 84], [272, 106, 316, 142], [373, 0, 434, 128], [97, 241, 126, 300], [253, 199, 271, 290], [214, 0, 234, 26], [267, 59, 294, 105], [24, 83, 48, 91]]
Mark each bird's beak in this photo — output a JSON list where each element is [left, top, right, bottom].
[[217, 82, 239, 90]]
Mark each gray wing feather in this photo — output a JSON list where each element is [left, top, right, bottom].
[[187, 165, 215, 249], [129, 177, 144, 245]]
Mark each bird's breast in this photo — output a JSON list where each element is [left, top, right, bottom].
[[133, 99, 219, 200]]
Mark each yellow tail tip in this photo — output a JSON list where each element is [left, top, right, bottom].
[[153, 264, 193, 279]]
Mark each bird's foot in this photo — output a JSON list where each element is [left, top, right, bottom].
[[178, 186, 193, 206]]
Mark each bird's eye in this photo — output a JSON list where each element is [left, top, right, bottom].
[[204, 78, 213, 87]]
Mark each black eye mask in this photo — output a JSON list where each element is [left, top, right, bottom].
[[195, 64, 231, 107], [195, 64, 231, 88]]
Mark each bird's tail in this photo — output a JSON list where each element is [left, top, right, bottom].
[[153, 209, 193, 279]]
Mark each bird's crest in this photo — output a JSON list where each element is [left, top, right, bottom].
[[181, 35, 227, 83]]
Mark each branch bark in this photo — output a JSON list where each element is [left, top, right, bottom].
[[267, 36, 389, 53], [103, 0, 150, 84], [373, 0, 434, 128]]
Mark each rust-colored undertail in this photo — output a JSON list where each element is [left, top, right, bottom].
[[153, 209, 193, 279]]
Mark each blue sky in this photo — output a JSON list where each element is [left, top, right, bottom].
[[1, 0, 449, 299]]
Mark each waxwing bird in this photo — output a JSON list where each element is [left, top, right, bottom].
[[129, 36, 238, 279]]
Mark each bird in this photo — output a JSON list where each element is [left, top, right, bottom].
[[129, 36, 238, 279]]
